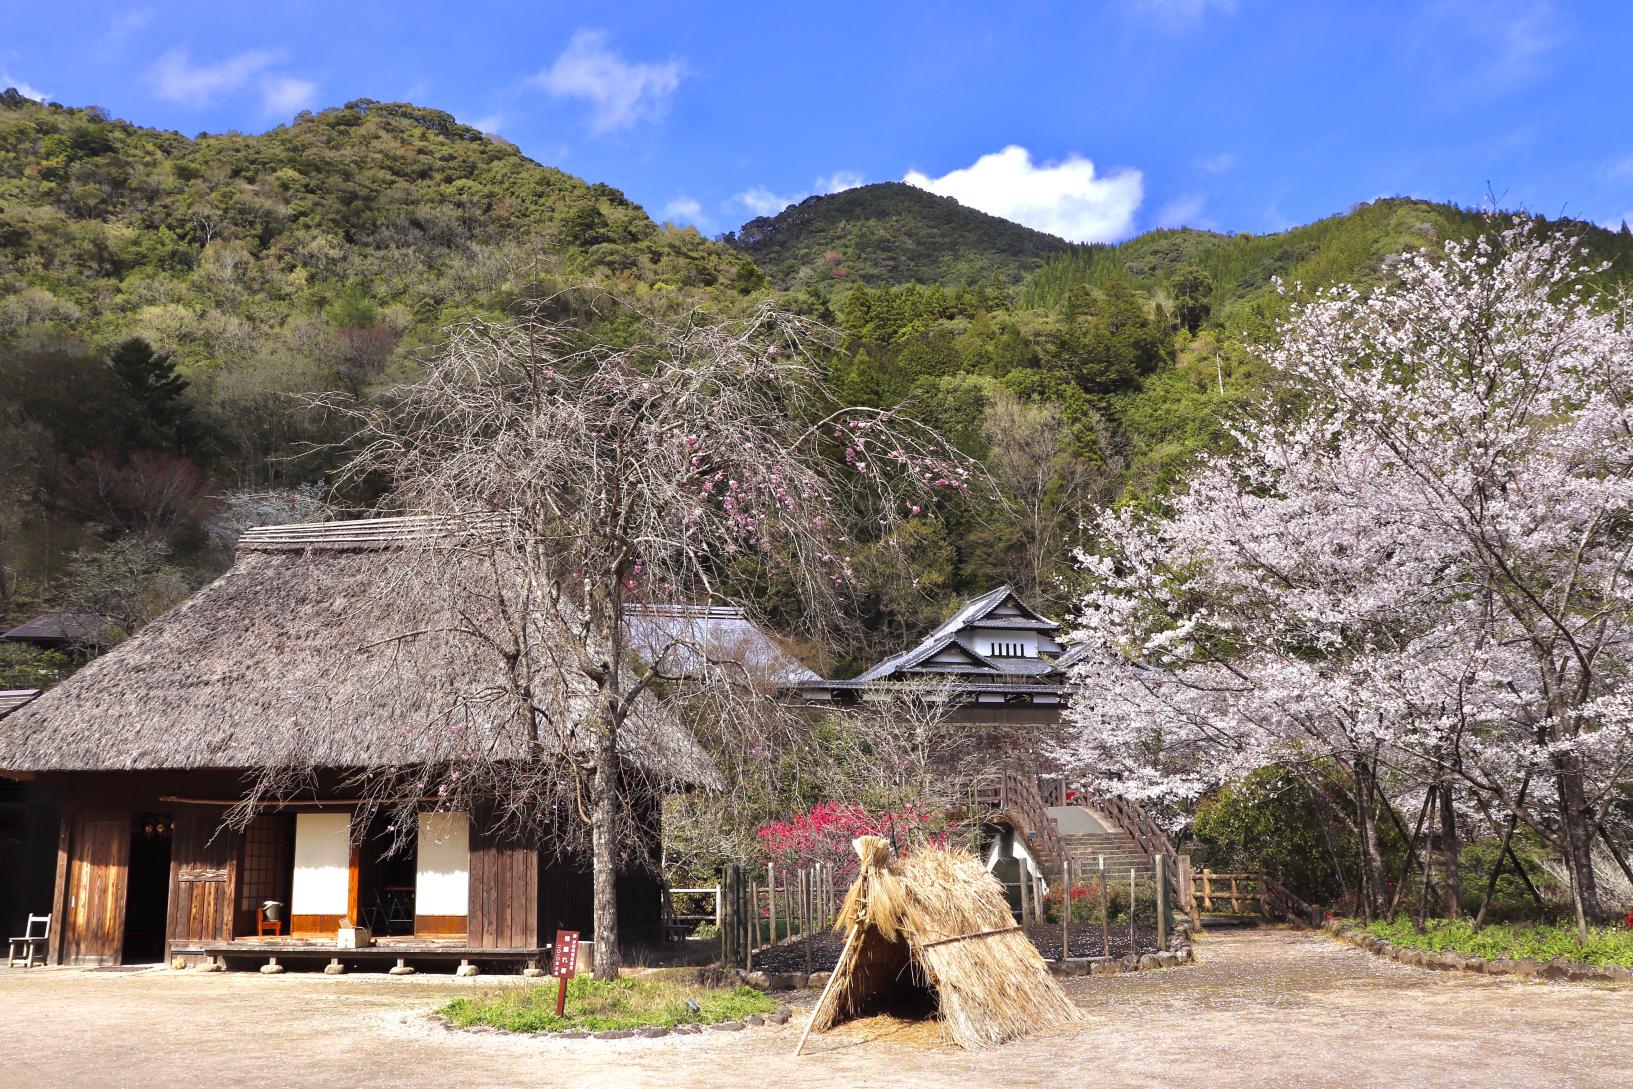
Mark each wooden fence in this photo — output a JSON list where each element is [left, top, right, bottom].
[[718, 862, 841, 971], [1191, 869, 1318, 925]]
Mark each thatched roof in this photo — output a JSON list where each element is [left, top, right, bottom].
[[805, 836, 1081, 1050], [0, 518, 715, 785]]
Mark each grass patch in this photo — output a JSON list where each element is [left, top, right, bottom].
[[1352, 918, 1633, 967], [438, 975, 778, 1033]]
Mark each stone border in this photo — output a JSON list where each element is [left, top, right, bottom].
[[440, 1006, 792, 1040], [1325, 920, 1633, 984], [734, 920, 1196, 990]]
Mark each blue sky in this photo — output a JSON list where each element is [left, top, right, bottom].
[[5, 0, 1633, 241]]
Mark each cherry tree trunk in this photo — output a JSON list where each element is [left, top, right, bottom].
[[1438, 779, 1461, 918], [1354, 759, 1388, 921], [1555, 761, 1601, 936], [591, 723, 623, 981]]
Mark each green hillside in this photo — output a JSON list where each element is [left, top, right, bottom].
[[0, 92, 764, 369], [724, 182, 1071, 288], [0, 92, 765, 660]]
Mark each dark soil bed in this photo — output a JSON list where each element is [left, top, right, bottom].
[[748, 923, 1162, 974]]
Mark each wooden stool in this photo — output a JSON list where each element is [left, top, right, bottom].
[[256, 907, 283, 937]]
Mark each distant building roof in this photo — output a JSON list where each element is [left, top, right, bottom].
[[0, 612, 111, 645], [804, 585, 1079, 705], [0, 689, 40, 717], [626, 604, 822, 686]]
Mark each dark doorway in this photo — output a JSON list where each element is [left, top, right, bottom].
[[122, 813, 173, 963], [359, 816, 417, 936]]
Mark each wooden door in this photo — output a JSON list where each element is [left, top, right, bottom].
[[167, 808, 238, 952], [63, 815, 129, 965]]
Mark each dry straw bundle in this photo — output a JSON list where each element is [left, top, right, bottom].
[[798, 835, 1082, 1051]]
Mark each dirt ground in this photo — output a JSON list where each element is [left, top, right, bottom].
[[3, 928, 1631, 1089]]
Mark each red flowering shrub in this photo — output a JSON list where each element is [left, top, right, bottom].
[[755, 802, 949, 883]]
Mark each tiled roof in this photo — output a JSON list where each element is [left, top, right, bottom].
[[0, 689, 40, 717], [625, 604, 822, 685], [0, 612, 109, 643]]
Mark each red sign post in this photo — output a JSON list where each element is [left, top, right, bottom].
[[552, 929, 580, 1018]]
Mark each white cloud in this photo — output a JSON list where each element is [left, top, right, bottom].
[[468, 113, 505, 134], [904, 146, 1143, 243], [531, 29, 685, 134], [102, 8, 152, 50], [1197, 152, 1237, 175], [1603, 153, 1633, 183], [1599, 212, 1633, 233], [149, 47, 280, 107], [261, 75, 319, 116], [2, 73, 49, 102], [733, 186, 800, 217], [1131, 0, 1238, 27], [814, 170, 864, 194], [662, 196, 709, 229], [1155, 193, 1215, 230], [1416, 0, 1565, 95], [732, 171, 863, 219]]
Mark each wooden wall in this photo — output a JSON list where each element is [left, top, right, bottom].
[[468, 816, 539, 949]]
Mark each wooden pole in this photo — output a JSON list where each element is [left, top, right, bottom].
[[1059, 859, 1071, 961], [784, 862, 794, 943], [1017, 861, 1030, 925], [1099, 856, 1110, 957], [1475, 780, 1527, 929], [1129, 868, 1136, 952], [802, 867, 814, 976], [793, 922, 858, 1058], [1387, 787, 1437, 922], [768, 863, 778, 945], [1507, 843, 1547, 909], [747, 880, 758, 967], [1155, 854, 1169, 951], [1202, 868, 1214, 914]]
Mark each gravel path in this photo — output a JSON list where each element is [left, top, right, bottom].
[[3, 928, 1631, 1089]]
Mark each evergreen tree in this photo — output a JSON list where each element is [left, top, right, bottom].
[[107, 338, 197, 453]]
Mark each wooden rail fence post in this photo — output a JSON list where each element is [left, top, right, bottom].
[[768, 863, 777, 945], [1099, 856, 1110, 957], [1154, 854, 1169, 952], [1129, 868, 1136, 952], [1059, 858, 1071, 962], [1202, 868, 1214, 914]]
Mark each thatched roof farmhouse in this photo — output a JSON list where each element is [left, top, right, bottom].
[[0, 516, 718, 968]]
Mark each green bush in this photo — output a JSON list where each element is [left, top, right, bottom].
[[1192, 766, 1354, 906], [1044, 878, 1157, 926], [439, 975, 777, 1033], [1353, 918, 1633, 967]]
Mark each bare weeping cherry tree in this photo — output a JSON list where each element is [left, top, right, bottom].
[[254, 300, 981, 978]]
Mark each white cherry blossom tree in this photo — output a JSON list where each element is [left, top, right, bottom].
[[1056, 224, 1633, 934]]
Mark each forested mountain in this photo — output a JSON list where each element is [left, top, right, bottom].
[[7, 88, 1633, 683], [724, 182, 1072, 288], [0, 92, 764, 682]]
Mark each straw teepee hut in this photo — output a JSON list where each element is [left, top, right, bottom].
[[801, 835, 1082, 1050]]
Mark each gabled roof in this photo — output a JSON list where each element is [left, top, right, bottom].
[[0, 516, 715, 785], [841, 585, 1072, 688]]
